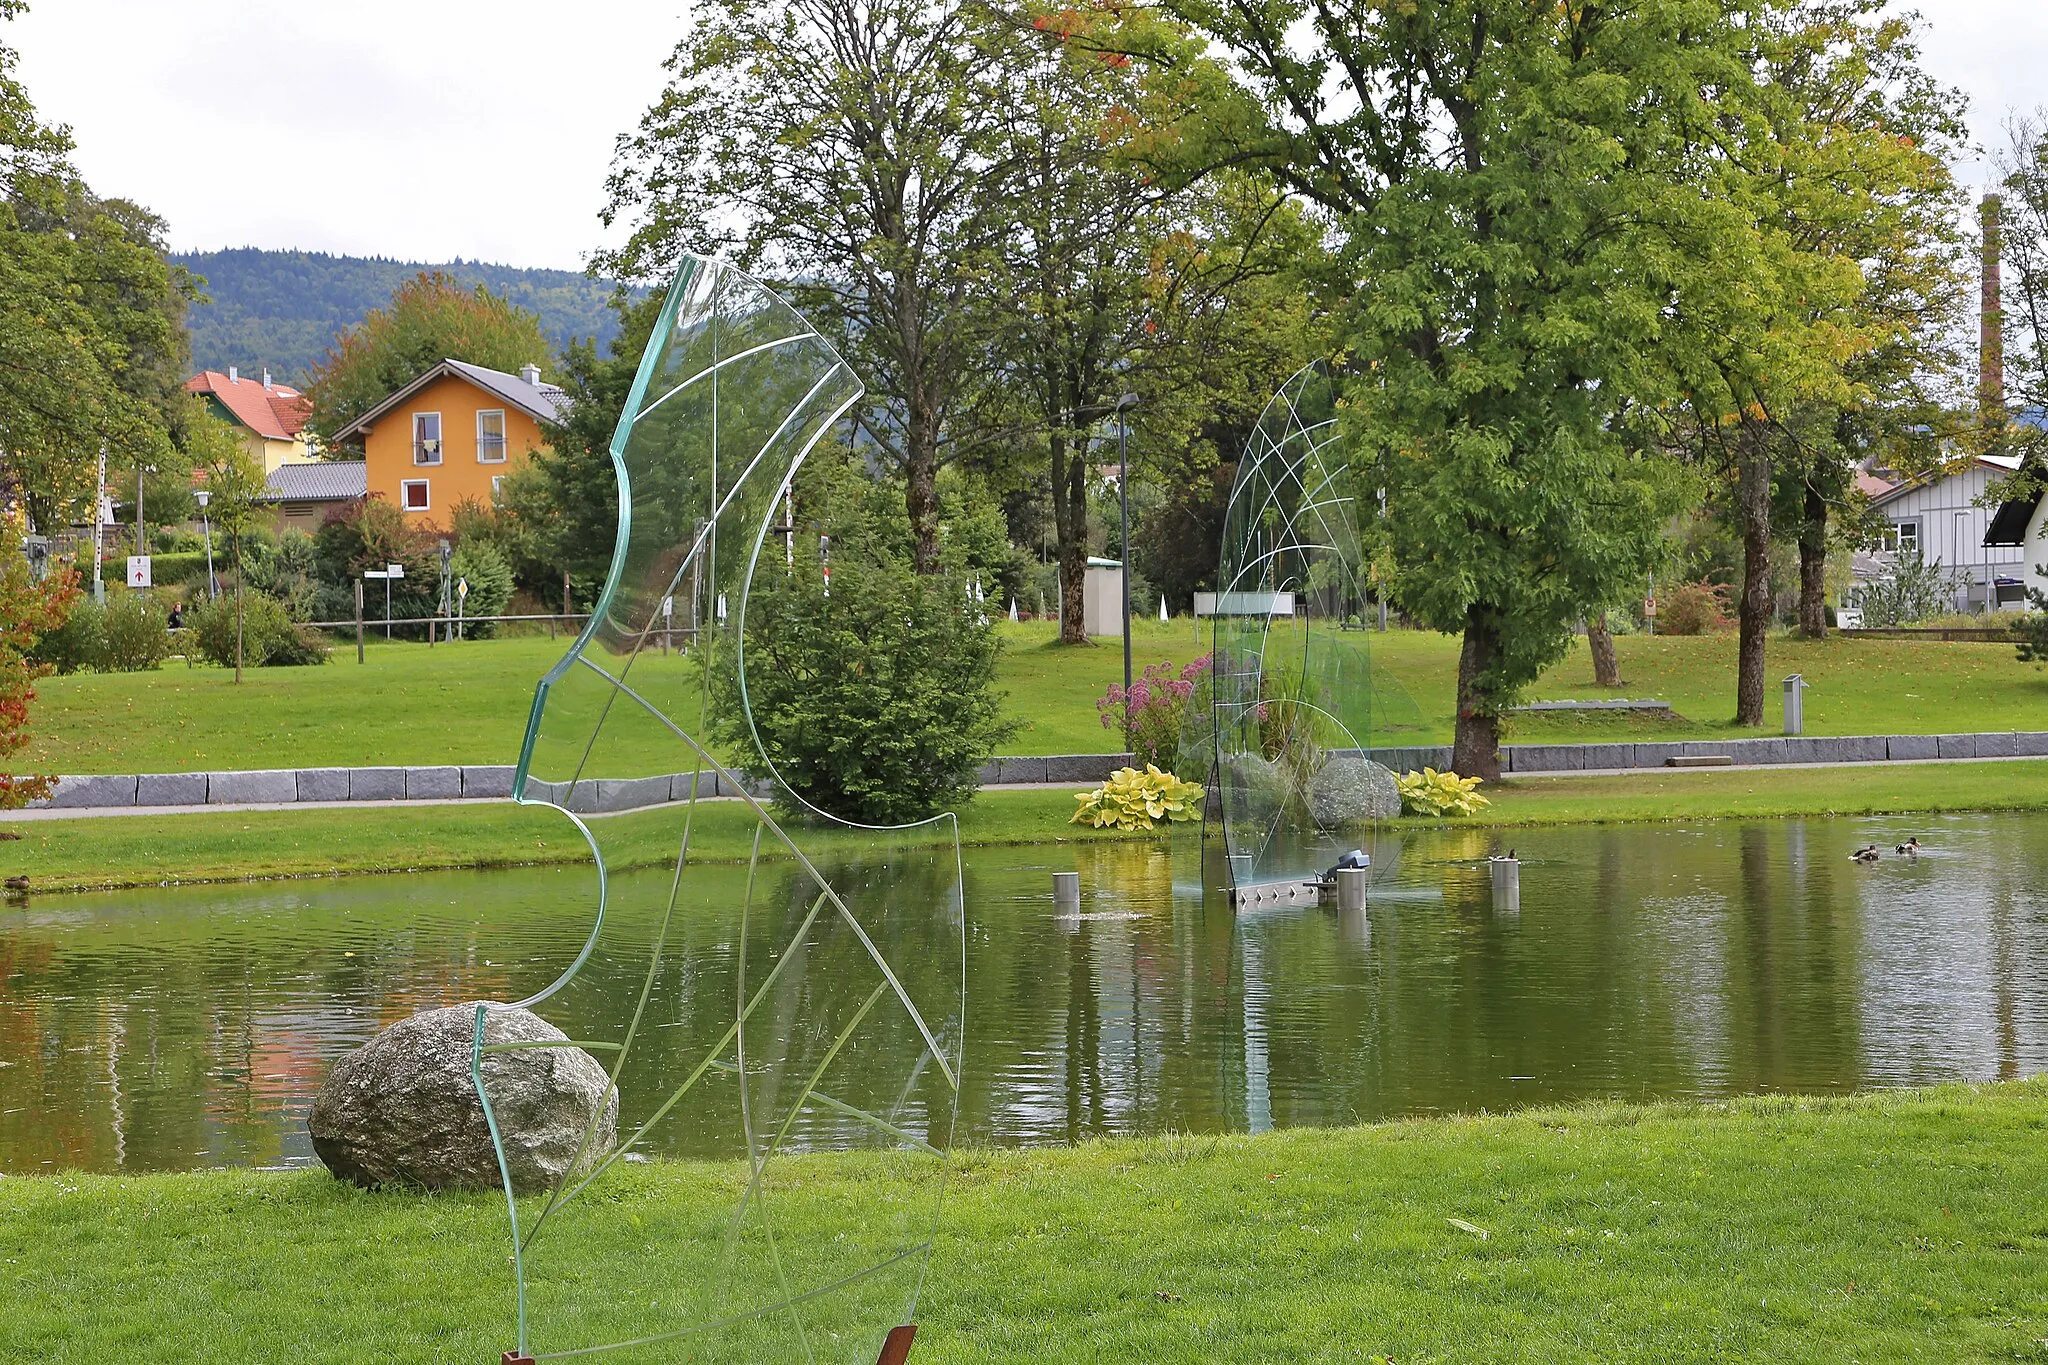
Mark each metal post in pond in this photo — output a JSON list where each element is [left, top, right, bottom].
[[1782, 673, 1806, 736], [1490, 853, 1520, 913], [1052, 872, 1080, 916], [1332, 867, 1369, 913]]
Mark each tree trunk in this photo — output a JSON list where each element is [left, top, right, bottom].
[[1587, 613, 1620, 687], [904, 405, 942, 575], [1735, 422, 1773, 725], [1452, 606, 1503, 781], [1049, 426, 1090, 645], [1797, 478, 1828, 639]]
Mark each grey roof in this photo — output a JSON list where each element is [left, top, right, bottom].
[[340, 358, 570, 438], [259, 461, 368, 503]]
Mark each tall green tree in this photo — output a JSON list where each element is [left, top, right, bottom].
[[1671, 2, 1966, 718], [0, 1, 190, 534], [599, 0, 1017, 573], [307, 271, 554, 450], [988, 9, 1322, 642], [1172, 0, 1762, 776]]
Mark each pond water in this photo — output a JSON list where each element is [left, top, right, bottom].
[[4, 812, 2046, 1173]]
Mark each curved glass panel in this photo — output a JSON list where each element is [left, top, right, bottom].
[[472, 256, 965, 1362], [1207, 363, 1410, 887]]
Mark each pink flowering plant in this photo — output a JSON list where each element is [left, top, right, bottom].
[[1098, 654, 1211, 771]]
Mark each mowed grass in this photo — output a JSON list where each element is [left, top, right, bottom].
[[4, 1082, 2046, 1362], [17, 620, 2048, 775], [11, 760, 2048, 894]]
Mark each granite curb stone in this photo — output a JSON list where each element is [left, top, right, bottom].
[[136, 772, 208, 806], [2019, 732, 2048, 757], [463, 766, 516, 799], [207, 769, 298, 804], [296, 768, 351, 803], [348, 768, 405, 801], [1887, 735, 1939, 760], [44, 774, 140, 809], [404, 767, 463, 800]]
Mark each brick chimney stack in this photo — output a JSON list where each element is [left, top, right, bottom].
[[1981, 193, 2005, 428]]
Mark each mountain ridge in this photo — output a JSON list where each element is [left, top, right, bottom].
[[175, 247, 631, 383]]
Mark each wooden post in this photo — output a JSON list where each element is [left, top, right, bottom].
[[876, 1324, 916, 1365], [355, 579, 365, 664]]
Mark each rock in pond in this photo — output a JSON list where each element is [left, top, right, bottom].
[[308, 1003, 618, 1193]]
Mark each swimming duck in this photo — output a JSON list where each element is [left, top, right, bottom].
[[1850, 845, 1882, 864], [1895, 837, 1921, 857]]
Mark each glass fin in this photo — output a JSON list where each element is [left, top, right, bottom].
[[472, 256, 966, 1362], [1205, 363, 1415, 888]]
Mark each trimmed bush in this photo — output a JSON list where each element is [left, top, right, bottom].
[[29, 596, 104, 674], [187, 591, 331, 668], [707, 558, 1013, 824]]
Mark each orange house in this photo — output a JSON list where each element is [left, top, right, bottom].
[[340, 359, 567, 528]]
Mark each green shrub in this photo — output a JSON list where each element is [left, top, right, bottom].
[[451, 541, 513, 637], [1851, 550, 1964, 628], [30, 595, 104, 674], [1655, 580, 1729, 636], [1397, 767, 1491, 817], [707, 557, 1013, 824], [1070, 764, 1205, 831], [25, 592, 168, 672], [100, 592, 171, 671], [1096, 655, 1211, 769], [186, 591, 331, 668]]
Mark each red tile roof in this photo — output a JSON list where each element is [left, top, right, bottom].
[[184, 370, 312, 442]]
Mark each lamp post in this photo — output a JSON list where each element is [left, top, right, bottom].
[[1115, 393, 1140, 719], [194, 489, 217, 599]]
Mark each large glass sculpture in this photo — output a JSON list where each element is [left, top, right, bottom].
[[1201, 363, 1406, 889], [472, 256, 964, 1363]]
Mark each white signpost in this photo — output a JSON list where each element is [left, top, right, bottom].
[[363, 562, 405, 639], [126, 555, 151, 589]]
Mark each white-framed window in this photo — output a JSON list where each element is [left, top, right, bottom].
[[490, 475, 505, 504], [413, 411, 443, 465], [476, 408, 507, 463], [401, 479, 430, 512], [1887, 519, 1919, 555]]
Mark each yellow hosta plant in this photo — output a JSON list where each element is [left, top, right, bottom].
[[1396, 767, 1490, 818], [1071, 764, 1206, 831]]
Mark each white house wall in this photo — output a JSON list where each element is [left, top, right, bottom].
[[1871, 463, 2027, 599]]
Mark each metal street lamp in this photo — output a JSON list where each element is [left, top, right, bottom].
[[194, 489, 217, 599], [1115, 392, 1141, 719]]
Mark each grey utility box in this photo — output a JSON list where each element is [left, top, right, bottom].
[[1783, 673, 1807, 736]]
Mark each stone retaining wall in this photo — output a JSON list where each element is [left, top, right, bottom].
[[28, 733, 2048, 814]]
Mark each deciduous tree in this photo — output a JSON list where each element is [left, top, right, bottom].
[[307, 272, 554, 450]]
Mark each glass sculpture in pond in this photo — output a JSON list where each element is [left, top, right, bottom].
[[472, 256, 964, 1363], [1203, 363, 1406, 886]]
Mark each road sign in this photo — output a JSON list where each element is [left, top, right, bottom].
[[457, 577, 470, 600], [126, 555, 151, 588]]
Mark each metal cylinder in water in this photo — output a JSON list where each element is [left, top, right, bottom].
[[1332, 867, 1369, 913], [1489, 856, 1521, 912], [1052, 871, 1080, 915]]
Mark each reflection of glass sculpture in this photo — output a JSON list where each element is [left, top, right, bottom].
[[472, 256, 964, 1363], [1201, 364, 1404, 889]]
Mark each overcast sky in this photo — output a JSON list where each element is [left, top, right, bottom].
[[10, 1, 2047, 272]]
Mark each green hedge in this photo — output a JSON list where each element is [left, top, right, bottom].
[[145, 551, 213, 589]]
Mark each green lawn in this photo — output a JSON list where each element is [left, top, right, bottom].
[[17, 622, 2048, 775], [10, 760, 2048, 895], [4, 1081, 2044, 1361]]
